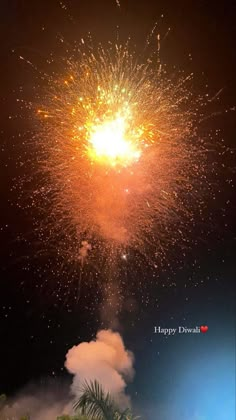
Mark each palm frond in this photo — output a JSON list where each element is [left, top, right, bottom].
[[73, 379, 141, 420], [74, 380, 117, 420], [115, 408, 141, 420]]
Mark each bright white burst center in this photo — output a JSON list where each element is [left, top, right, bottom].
[[88, 116, 141, 166]]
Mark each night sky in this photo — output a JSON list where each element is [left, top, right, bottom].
[[0, 1, 235, 419]]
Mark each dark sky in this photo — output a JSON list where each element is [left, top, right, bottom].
[[0, 1, 235, 419]]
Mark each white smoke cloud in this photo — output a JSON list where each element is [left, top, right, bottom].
[[0, 384, 71, 419], [0, 330, 134, 418], [65, 329, 135, 408]]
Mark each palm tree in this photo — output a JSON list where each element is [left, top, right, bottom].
[[73, 380, 140, 420]]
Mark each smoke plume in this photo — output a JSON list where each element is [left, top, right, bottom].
[[78, 240, 91, 263], [0, 330, 134, 418], [0, 382, 71, 420], [65, 329, 135, 408]]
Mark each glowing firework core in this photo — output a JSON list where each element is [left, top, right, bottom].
[[87, 115, 141, 167]]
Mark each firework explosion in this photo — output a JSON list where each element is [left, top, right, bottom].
[[31, 40, 208, 265], [15, 36, 216, 311]]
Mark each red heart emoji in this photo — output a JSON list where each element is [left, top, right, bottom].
[[200, 325, 208, 333]]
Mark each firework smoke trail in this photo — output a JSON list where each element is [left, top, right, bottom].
[[17, 36, 214, 315], [0, 330, 134, 418], [65, 329, 134, 408], [76, 241, 91, 302]]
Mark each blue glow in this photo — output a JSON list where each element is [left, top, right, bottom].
[[175, 346, 235, 419]]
